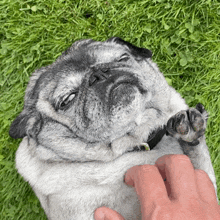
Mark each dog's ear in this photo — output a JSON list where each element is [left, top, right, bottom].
[[9, 109, 42, 139], [9, 60, 48, 140], [107, 37, 152, 59]]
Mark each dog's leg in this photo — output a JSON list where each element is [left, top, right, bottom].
[[166, 103, 218, 201]]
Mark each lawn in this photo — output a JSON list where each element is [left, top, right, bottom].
[[0, 0, 220, 219]]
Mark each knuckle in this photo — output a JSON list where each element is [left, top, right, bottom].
[[137, 164, 156, 175], [195, 169, 208, 178], [167, 154, 191, 164]]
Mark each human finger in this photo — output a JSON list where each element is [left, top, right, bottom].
[[195, 169, 219, 203], [94, 206, 125, 220], [124, 164, 170, 213], [155, 154, 199, 201]]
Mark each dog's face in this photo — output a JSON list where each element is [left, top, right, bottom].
[[10, 37, 172, 161]]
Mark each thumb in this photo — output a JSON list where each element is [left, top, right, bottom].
[[94, 206, 125, 220]]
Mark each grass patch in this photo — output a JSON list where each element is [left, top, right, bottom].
[[1, 0, 220, 219]]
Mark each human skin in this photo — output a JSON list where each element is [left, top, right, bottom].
[[94, 154, 220, 220]]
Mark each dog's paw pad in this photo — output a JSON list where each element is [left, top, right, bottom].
[[166, 105, 207, 143]]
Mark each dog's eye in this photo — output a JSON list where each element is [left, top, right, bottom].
[[59, 93, 76, 109], [118, 53, 130, 62]]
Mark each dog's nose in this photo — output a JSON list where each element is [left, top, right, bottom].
[[89, 68, 109, 86]]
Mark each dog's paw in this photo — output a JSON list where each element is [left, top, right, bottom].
[[166, 104, 208, 145]]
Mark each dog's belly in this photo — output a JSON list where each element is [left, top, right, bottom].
[[16, 136, 184, 220], [46, 185, 141, 220]]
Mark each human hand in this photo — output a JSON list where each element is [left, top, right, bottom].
[[94, 154, 220, 220]]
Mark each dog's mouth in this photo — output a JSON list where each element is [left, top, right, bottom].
[[105, 74, 147, 115], [84, 73, 146, 125], [109, 75, 146, 95], [108, 82, 137, 109], [90, 69, 147, 108]]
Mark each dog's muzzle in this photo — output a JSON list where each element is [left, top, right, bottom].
[[88, 67, 145, 107]]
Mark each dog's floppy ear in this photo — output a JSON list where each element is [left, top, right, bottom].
[[9, 61, 48, 139], [9, 109, 42, 139], [107, 37, 152, 59]]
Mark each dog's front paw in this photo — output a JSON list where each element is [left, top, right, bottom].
[[166, 104, 208, 146]]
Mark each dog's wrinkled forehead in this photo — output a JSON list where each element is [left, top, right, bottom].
[[82, 37, 152, 64], [62, 37, 152, 67], [50, 39, 126, 76], [87, 43, 125, 64]]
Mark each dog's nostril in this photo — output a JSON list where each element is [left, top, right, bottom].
[[89, 69, 109, 86], [89, 74, 99, 86]]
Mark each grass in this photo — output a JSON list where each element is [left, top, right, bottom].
[[0, 0, 220, 219]]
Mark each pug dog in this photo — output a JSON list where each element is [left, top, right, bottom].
[[9, 37, 218, 220]]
